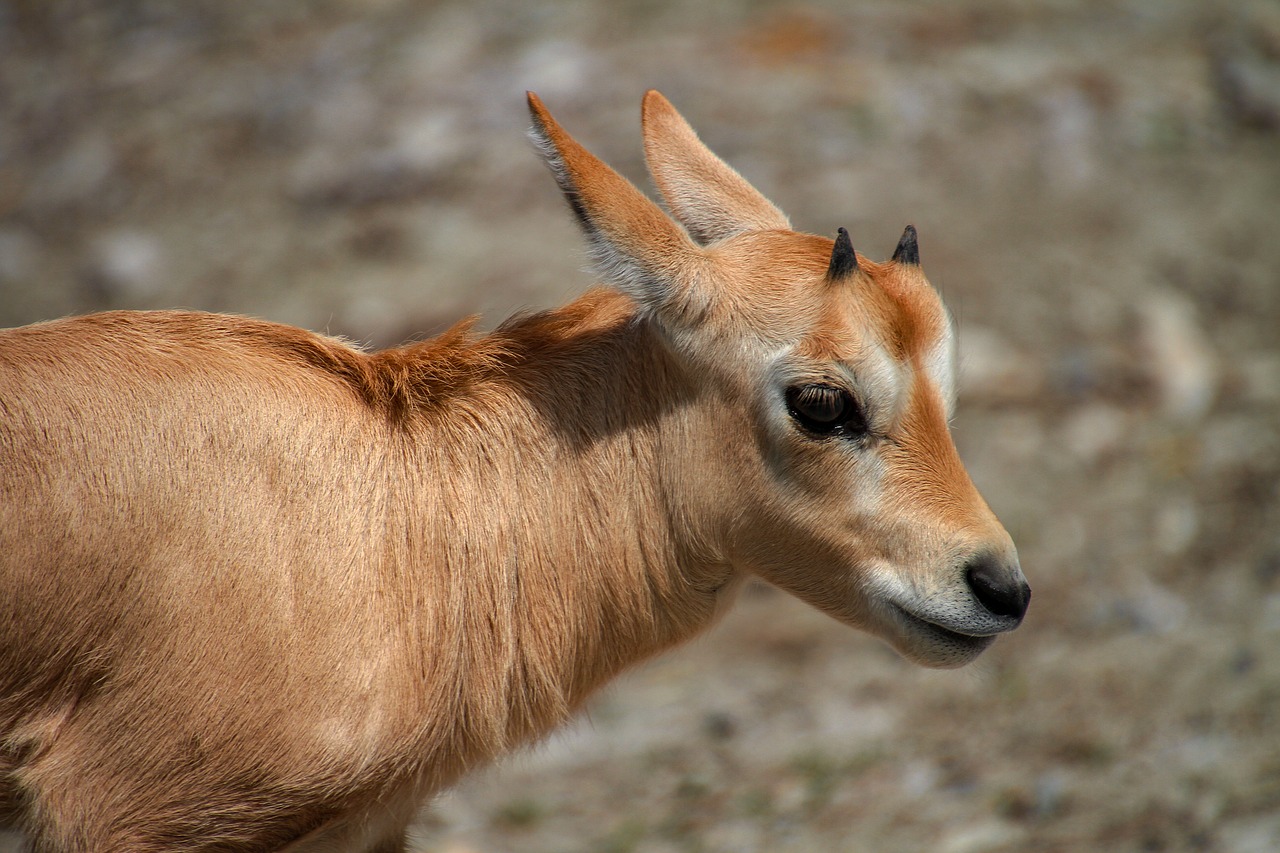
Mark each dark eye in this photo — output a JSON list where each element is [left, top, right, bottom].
[[785, 384, 868, 438]]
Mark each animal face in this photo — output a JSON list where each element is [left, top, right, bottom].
[[529, 91, 1028, 667], [714, 236, 1022, 667]]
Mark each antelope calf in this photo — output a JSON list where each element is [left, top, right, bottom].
[[0, 91, 1029, 851]]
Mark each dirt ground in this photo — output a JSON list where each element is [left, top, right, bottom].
[[3, 1, 1279, 851]]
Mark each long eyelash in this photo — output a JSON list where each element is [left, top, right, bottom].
[[795, 386, 840, 409]]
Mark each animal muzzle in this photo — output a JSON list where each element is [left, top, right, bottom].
[[962, 551, 1030, 623]]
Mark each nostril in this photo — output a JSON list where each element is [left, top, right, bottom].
[[965, 555, 1031, 620]]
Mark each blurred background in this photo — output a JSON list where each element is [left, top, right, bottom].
[[3, 0, 1279, 851]]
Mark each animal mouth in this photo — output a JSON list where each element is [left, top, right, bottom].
[[889, 604, 998, 653]]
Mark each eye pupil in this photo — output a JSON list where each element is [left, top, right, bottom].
[[785, 384, 867, 438]]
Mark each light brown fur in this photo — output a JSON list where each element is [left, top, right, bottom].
[[0, 92, 1027, 851]]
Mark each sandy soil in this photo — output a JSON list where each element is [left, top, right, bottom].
[[2, 1, 1279, 851]]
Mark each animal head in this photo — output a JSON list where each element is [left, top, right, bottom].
[[528, 91, 1028, 668]]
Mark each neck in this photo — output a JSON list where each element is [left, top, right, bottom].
[[390, 289, 739, 766]]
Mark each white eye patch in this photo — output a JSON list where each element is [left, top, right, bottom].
[[852, 341, 912, 433], [924, 313, 958, 419], [767, 337, 912, 440]]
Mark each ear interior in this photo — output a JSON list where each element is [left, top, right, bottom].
[[642, 90, 790, 245], [527, 92, 711, 328]]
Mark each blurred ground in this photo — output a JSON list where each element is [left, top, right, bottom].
[[3, 0, 1280, 851]]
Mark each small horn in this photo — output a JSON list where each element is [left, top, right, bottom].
[[891, 224, 920, 266], [827, 227, 858, 280]]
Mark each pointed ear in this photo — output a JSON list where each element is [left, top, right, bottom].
[[642, 90, 790, 245], [527, 92, 710, 325]]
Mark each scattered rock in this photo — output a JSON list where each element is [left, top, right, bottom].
[[84, 229, 165, 304], [29, 130, 116, 213], [938, 819, 1025, 853], [1219, 811, 1280, 853], [0, 228, 39, 284], [1107, 580, 1190, 635], [958, 325, 1043, 403], [899, 759, 940, 798], [1210, 5, 1280, 133], [1153, 492, 1200, 557], [1059, 402, 1129, 465], [702, 710, 736, 741], [1033, 770, 1069, 819], [1134, 289, 1219, 424], [1235, 352, 1280, 405], [287, 110, 469, 208]]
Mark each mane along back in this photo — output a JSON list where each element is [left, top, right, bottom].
[[0, 291, 633, 424]]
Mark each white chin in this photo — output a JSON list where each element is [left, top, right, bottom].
[[887, 607, 997, 668]]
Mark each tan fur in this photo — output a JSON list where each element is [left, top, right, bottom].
[[0, 92, 1027, 851]]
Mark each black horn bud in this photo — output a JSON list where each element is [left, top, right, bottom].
[[891, 224, 920, 266], [827, 227, 858, 280]]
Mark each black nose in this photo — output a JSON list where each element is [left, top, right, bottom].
[[965, 554, 1031, 620]]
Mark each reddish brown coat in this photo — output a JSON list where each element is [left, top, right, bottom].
[[0, 92, 1026, 852]]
